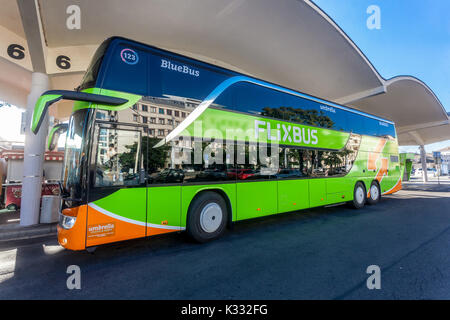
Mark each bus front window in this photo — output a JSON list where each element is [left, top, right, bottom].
[[62, 109, 91, 201]]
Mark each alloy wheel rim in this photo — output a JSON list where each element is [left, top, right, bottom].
[[356, 186, 365, 204], [370, 185, 379, 200], [199, 203, 223, 233]]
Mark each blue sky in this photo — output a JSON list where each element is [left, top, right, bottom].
[[314, 0, 450, 153]]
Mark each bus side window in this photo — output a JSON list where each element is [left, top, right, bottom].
[[95, 128, 142, 187]]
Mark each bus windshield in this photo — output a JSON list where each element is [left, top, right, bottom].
[[61, 109, 91, 200]]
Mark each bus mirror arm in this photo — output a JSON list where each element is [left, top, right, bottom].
[[31, 90, 129, 134], [48, 123, 69, 151]]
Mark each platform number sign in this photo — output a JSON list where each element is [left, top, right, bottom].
[[7, 44, 25, 60], [56, 55, 71, 69], [6, 43, 72, 70]]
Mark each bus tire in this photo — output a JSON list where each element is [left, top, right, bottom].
[[367, 181, 381, 205], [351, 182, 366, 209], [187, 192, 228, 243]]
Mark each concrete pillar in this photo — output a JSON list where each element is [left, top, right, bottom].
[[419, 145, 428, 183], [20, 72, 49, 226]]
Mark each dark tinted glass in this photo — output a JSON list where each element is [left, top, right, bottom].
[[378, 121, 396, 137], [147, 53, 230, 102], [180, 138, 236, 183], [232, 82, 287, 119]]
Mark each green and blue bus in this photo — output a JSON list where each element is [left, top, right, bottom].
[[32, 37, 402, 251]]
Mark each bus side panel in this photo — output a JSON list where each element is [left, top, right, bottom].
[[325, 177, 354, 204], [147, 186, 182, 236], [85, 188, 147, 247], [181, 184, 237, 228], [236, 181, 277, 220], [309, 179, 327, 208], [277, 179, 309, 213]]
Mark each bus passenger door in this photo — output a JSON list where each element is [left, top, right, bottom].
[[86, 122, 148, 247]]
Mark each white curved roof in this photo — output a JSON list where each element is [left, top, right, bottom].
[[0, 0, 448, 145]]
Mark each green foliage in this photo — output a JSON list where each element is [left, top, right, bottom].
[[262, 106, 335, 128], [119, 136, 171, 173]]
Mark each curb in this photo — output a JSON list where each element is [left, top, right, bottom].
[[0, 223, 57, 242]]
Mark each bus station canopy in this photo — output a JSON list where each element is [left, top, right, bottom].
[[0, 0, 448, 146]]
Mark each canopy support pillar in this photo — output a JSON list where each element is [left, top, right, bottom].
[[419, 145, 428, 183], [20, 72, 50, 226]]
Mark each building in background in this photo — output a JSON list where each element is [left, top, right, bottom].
[[439, 146, 450, 175]]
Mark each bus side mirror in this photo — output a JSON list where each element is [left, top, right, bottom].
[[48, 123, 69, 151], [31, 90, 129, 134]]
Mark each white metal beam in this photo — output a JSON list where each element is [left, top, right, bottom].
[[334, 85, 386, 105]]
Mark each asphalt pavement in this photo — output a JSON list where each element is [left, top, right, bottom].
[[0, 180, 449, 299]]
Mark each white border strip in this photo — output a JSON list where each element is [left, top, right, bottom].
[[88, 203, 184, 230]]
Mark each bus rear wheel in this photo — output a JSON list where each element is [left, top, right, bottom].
[[351, 182, 366, 209], [367, 181, 381, 205], [187, 192, 228, 243]]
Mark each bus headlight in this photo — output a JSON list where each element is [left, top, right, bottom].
[[59, 207, 79, 230], [60, 214, 76, 229]]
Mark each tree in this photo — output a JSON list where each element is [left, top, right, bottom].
[[262, 106, 335, 129], [119, 136, 170, 174]]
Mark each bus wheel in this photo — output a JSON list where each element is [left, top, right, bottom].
[[187, 192, 228, 243], [367, 181, 381, 205], [351, 182, 366, 209]]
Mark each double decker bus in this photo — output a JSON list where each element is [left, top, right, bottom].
[[32, 37, 402, 251]]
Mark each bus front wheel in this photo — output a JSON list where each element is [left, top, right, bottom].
[[351, 182, 366, 209], [187, 192, 228, 243]]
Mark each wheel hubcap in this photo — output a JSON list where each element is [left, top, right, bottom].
[[200, 203, 223, 233], [370, 185, 379, 200], [356, 186, 364, 204]]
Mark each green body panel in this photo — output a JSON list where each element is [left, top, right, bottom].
[[277, 179, 309, 212], [183, 108, 350, 150], [147, 186, 181, 227], [309, 179, 328, 207], [73, 88, 141, 112], [32, 94, 62, 133], [236, 181, 278, 220], [92, 187, 147, 223], [180, 184, 237, 227]]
